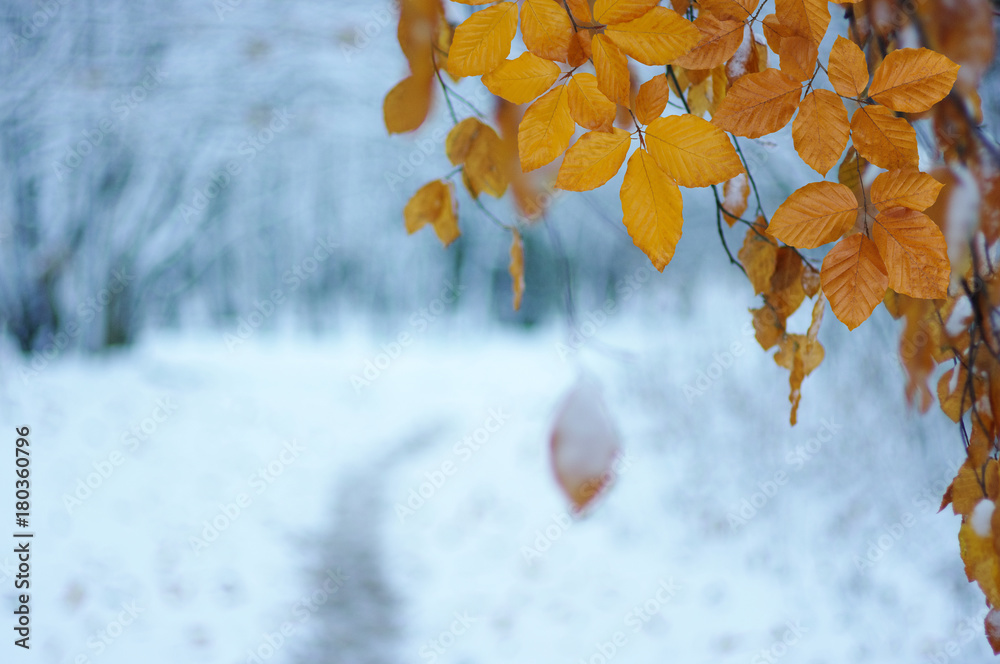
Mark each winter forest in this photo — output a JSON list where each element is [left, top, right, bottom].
[[2, 0, 1000, 661]]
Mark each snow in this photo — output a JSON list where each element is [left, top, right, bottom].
[[972, 500, 995, 537]]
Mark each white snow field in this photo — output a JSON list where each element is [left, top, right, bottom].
[[1, 278, 995, 664]]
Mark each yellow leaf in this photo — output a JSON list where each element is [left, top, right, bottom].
[[959, 521, 1000, 608], [633, 74, 670, 125], [738, 223, 778, 294], [404, 180, 460, 246], [509, 229, 525, 310], [699, 0, 760, 21], [820, 233, 887, 330], [774, 0, 829, 46], [760, 14, 793, 55], [592, 35, 632, 108], [383, 73, 434, 134], [518, 84, 575, 172], [447, 2, 519, 77], [464, 124, 509, 198], [778, 35, 817, 81], [850, 104, 919, 170], [645, 114, 744, 187], [672, 14, 745, 70], [722, 172, 749, 226], [593, 0, 659, 24], [482, 52, 561, 104], [711, 69, 802, 138], [565, 0, 593, 23], [767, 181, 859, 248], [774, 332, 824, 425], [619, 149, 684, 271], [838, 146, 869, 203], [792, 89, 849, 175], [520, 0, 574, 63], [567, 73, 617, 132], [872, 207, 950, 299], [869, 47, 961, 113], [870, 169, 944, 212], [556, 128, 632, 191], [603, 7, 701, 66], [828, 36, 869, 98]]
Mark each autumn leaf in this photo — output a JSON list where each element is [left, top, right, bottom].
[[937, 364, 980, 422], [767, 181, 859, 248], [404, 180, 460, 246], [620, 149, 684, 271], [520, 0, 574, 63], [838, 146, 869, 203], [778, 35, 818, 81], [567, 73, 618, 132], [821, 233, 887, 330], [700, 0, 760, 21], [518, 84, 576, 171], [672, 14, 745, 70], [645, 114, 743, 187], [738, 223, 778, 294], [464, 124, 509, 198], [448, 2, 519, 77], [760, 14, 794, 55], [482, 52, 561, 105], [722, 172, 750, 226], [959, 521, 1000, 608], [828, 36, 869, 98], [603, 7, 701, 66], [633, 74, 670, 125], [556, 128, 632, 191], [869, 48, 961, 113], [850, 104, 919, 170], [565, 0, 593, 23], [383, 73, 434, 134], [774, 0, 830, 46], [872, 207, 950, 299], [774, 332, 824, 425], [592, 0, 659, 24], [592, 34, 632, 108], [870, 170, 945, 212], [711, 69, 802, 138], [446, 117, 487, 165], [792, 89, 849, 175], [509, 229, 525, 310]]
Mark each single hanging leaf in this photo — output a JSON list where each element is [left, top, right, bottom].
[[850, 105, 919, 170], [722, 172, 750, 226], [556, 128, 632, 191], [446, 117, 487, 165], [767, 181, 859, 248], [482, 52, 561, 105], [869, 48, 961, 113], [448, 2, 519, 77], [464, 124, 509, 198], [774, 332, 824, 425], [872, 207, 950, 299], [520, 0, 574, 63], [870, 170, 944, 212], [567, 73, 618, 132], [792, 89, 849, 175], [603, 7, 701, 66], [509, 229, 525, 310], [828, 36, 869, 98], [619, 149, 684, 271], [645, 114, 744, 188], [820, 233, 887, 330], [518, 85, 575, 172], [633, 74, 670, 125], [774, 0, 829, 46], [770, 247, 806, 319], [672, 14, 745, 70], [737, 223, 778, 294], [593, 0, 659, 24], [711, 69, 802, 138], [778, 35, 818, 81], [404, 180, 460, 246], [383, 73, 434, 134], [592, 35, 632, 108]]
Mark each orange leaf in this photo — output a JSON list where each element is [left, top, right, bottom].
[[959, 521, 1000, 607], [792, 89, 849, 175], [603, 7, 701, 66], [828, 36, 869, 98], [447, 2, 519, 77], [482, 52, 561, 104], [850, 104, 919, 170], [767, 181, 859, 248], [722, 172, 750, 226], [446, 117, 486, 165], [778, 35, 817, 81], [869, 48, 961, 113], [567, 73, 617, 132], [738, 224, 778, 294], [774, 332, 824, 425], [672, 14, 745, 70], [593, 0, 659, 24], [711, 69, 802, 138], [699, 0, 760, 21], [463, 124, 509, 198], [619, 149, 684, 271], [383, 73, 434, 134], [820, 233, 887, 329], [404, 180, 460, 246], [870, 169, 945, 212], [760, 14, 793, 54], [645, 114, 744, 188], [556, 128, 632, 191], [633, 74, 670, 125], [565, 0, 593, 23], [774, 0, 829, 46], [509, 229, 525, 310], [518, 84, 575, 171], [592, 35, 632, 108], [872, 207, 950, 299], [520, 0, 574, 63]]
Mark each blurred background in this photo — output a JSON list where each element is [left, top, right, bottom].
[[1, 0, 999, 662]]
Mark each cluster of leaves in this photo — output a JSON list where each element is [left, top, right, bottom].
[[383, 0, 1000, 648]]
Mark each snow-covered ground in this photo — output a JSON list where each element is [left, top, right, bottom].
[[1, 279, 993, 664]]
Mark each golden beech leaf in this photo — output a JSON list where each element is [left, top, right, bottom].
[[592, 35, 632, 108], [872, 207, 950, 299], [700, 0, 760, 21], [771, 246, 806, 313], [567, 73, 618, 132], [752, 303, 784, 350], [565, 0, 593, 23], [603, 7, 701, 66], [959, 521, 1000, 607], [397, 1, 440, 75], [593, 0, 659, 24], [767, 182, 859, 248], [792, 90, 849, 175], [645, 114, 743, 188], [774, 0, 829, 46], [556, 128, 632, 191], [838, 146, 869, 203], [828, 36, 869, 98], [509, 229, 525, 310], [383, 73, 434, 134], [447, 2, 519, 77], [738, 225, 778, 294], [760, 14, 794, 55], [672, 15, 745, 70], [722, 172, 750, 226], [568, 29, 594, 67], [870, 169, 945, 212], [774, 332, 824, 425], [446, 117, 486, 165], [802, 263, 821, 297], [937, 364, 980, 423], [850, 105, 919, 170], [869, 48, 961, 113], [482, 52, 561, 105], [711, 69, 802, 138], [634, 74, 670, 125], [619, 149, 684, 271], [820, 233, 887, 330], [404, 180, 459, 246], [520, 0, 574, 63], [464, 124, 509, 198], [778, 35, 818, 81], [518, 84, 575, 172]]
